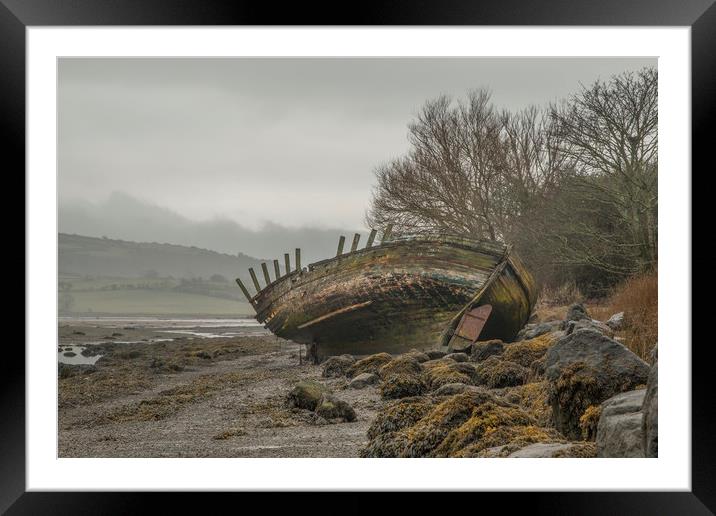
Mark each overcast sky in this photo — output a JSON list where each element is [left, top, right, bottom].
[[58, 58, 655, 229]]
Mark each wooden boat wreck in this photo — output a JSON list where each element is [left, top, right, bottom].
[[236, 227, 537, 361]]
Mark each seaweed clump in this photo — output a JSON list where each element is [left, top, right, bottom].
[[578, 404, 602, 441], [502, 380, 553, 427], [502, 333, 556, 367], [380, 374, 426, 399], [378, 356, 423, 379], [432, 402, 535, 457], [346, 353, 393, 378], [321, 354, 356, 378], [422, 360, 479, 390], [475, 356, 529, 388]]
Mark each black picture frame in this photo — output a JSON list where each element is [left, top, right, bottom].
[[6, 0, 709, 512]]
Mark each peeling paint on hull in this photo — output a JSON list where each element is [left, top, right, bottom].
[[247, 235, 537, 359]]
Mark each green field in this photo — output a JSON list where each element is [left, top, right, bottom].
[[65, 289, 255, 317]]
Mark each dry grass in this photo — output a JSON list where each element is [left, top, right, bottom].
[[535, 271, 657, 362], [605, 270, 658, 362], [537, 282, 584, 308]]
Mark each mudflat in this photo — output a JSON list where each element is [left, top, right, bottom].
[[58, 320, 383, 457]]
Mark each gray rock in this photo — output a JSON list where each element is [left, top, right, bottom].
[[516, 321, 563, 341], [508, 442, 576, 458], [315, 394, 356, 422], [641, 361, 658, 457], [321, 354, 355, 378], [349, 372, 379, 389], [596, 389, 646, 457], [287, 380, 330, 410], [433, 383, 479, 396], [470, 340, 504, 361], [565, 303, 590, 323], [565, 318, 615, 338], [606, 312, 625, 331], [426, 350, 447, 360], [545, 329, 650, 439], [403, 349, 431, 363], [444, 352, 469, 363], [650, 345, 658, 363], [447, 338, 473, 354]]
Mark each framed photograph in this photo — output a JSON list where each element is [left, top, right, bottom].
[[9, 0, 710, 510]]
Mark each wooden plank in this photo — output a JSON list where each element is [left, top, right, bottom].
[[235, 278, 254, 303], [336, 235, 346, 256], [382, 223, 394, 243], [284, 253, 291, 276], [350, 233, 361, 252], [261, 262, 271, 286], [273, 259, 281, 280], [248, 268, 261, 293], [295, 248, 301, 271], [366, 229, 377, 248]]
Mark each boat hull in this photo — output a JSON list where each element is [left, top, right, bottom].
[[250, 236, 536, 359]]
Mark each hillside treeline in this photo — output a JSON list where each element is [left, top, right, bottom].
[[367, 68, 657, 296]]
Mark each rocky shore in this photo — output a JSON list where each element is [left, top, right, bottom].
[[58, 304, 657, 458]]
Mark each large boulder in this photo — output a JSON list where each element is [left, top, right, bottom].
[[641, 361, 658, 457], [470, 340, 504, 362], [565, 303, 591, 323], [287, 380, 330, 411], [321, 354, 355, 378], [545, 329, 650, 439], [596, 389, 646, 457]]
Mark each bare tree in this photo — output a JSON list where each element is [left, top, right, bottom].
[[550, 68, 658, 273], [366, 90, 510, 240], [366, 68, 657, 293]]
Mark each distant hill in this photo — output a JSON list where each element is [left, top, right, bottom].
[[58, 233, 276, 316], [59, 233, 267, 284]]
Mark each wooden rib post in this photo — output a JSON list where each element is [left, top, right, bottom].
[[336, 235, 346, 256], [382, 223, 394, 243], [248, 268, 261, 293], [235, 278, 254, 304], [366, 229, 377, 248], [261, 262, 271, 286], [284, 253, 291, 276], [350, 233, 361, 252], [295, 248, 301, 271], [273, 259, 281, 280]]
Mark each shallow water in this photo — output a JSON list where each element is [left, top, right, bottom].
[[58, 345, 102, 365], [58, 316, 270, 351], [59, 316, 264, 329]]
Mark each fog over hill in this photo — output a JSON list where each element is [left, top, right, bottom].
[[59, 192, 366, 266]]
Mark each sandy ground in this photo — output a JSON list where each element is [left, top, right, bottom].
[[58, 321, 383, 457]]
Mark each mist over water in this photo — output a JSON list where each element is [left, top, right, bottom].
[[59, 191, 365, 265]]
